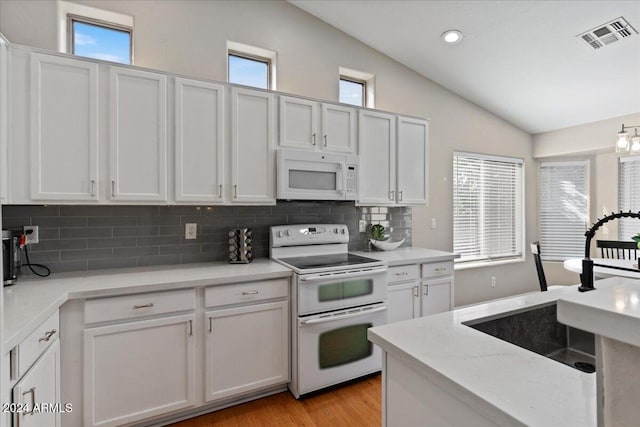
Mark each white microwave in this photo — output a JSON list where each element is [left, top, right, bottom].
[[277, 148, 358, 201]]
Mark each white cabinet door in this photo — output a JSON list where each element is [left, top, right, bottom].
[[279, 96, 318, 149], [321, 103, 356, 153], [83, 314, 196, 427], [397, 117, 429, 205], [109, 67, 167, 202], [175, 78, 225, 203], [205, 300, 288, 402], [230, 87, 276, 204], [30, 53, 99, 201], [12, 340, 61, 427], [358, 110, 396, 205], [387, 282, 420, 323], [421, 278, 453, 316]]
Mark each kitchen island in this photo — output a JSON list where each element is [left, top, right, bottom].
[[368, 281, 612, 426]]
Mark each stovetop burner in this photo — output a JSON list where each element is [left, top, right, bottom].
[[278, 253, 380, 271]]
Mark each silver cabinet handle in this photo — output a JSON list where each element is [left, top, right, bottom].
[[111, 180, 116, 197], [38, 329, 57, 343], [234, 184, 238, 198], [133, 303, 154, 309], [188, 320, 193, 336], [398, 190, 403, 201], [90, 180, 96, 197], [209, 317, 213, 333], [435, 267, 448, 272], [413, 286, 419, 298], [424, 286, 429, 296], [218, 184, 222, 197], [312, 133, 317, 145], [323, 134, 327, 146], [395, 272, 409, 277], [22, 387, 35, 415], [389, 190, 395, 201], [242, 290, 259, 295]]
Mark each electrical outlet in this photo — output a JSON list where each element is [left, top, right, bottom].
[[430, 218, 437, 229], [359, 220, 368, 233], [23, 225, 39, 244], [185, 223, 197, 240], [490, 276, 496, 288]]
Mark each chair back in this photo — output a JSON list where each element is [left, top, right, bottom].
[[596, 240, 638, 260], [530, 241, 547, 292]]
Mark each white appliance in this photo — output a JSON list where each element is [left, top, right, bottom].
[[277, 148, 358, 201], [270, 224, 387, 398]]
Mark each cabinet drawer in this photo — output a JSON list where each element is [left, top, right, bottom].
[[18, 310, 59, 378], [387, 264, 419, 284], [84, 289, 196, 324], [421, 261, 454, 278], [205, 279, 288, 308]]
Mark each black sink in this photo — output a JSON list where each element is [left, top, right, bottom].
[[463, 304, 596, 373]]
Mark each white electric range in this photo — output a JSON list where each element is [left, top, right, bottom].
[[270, 224, 388, 398]]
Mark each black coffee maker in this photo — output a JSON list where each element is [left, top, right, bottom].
[[2, 229, 21, 286]]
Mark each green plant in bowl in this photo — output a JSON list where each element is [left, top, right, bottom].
[[632, 233, 640, 249], [370, 224, 386, 241]]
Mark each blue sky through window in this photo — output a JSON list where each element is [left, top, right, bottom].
[[339, 79, 364, 107], [72, 20, 131, 65], [228, 54, 268, 89]]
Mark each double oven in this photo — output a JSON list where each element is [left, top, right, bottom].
[[271, 224, 387, 398]]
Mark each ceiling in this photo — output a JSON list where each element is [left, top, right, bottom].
[[289, 1, 640, 134]]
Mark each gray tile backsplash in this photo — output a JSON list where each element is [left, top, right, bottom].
[[2, 202, 412, 274]]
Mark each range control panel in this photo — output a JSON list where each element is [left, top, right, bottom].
[[270, 224, 349, 247]]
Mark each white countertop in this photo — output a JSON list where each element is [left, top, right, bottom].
[[3, 259, 292, 350], [351, 246, 459, 266], [558, 278, 640, 347], [369, 283, 602, 427], [563, 258, 640, 279]]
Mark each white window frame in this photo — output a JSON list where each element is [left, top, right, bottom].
[[57, 1, 134, 62], [453, 151, 525, 269], [619, 156, 640, 241], [339, 66, 375, 108], [227, 41, 277, 90], [539, 160, 589, 261]]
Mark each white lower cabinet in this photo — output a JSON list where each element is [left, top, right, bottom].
[[12, 340, 61, 427], [83, 314, 196, 427], [204, 300, 289, 402], [387, 282, 420, 323], [421, 277, 453, 316]]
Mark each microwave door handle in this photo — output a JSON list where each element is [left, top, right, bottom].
[[336, 163, 345, 194], [300, 306, 388, 325], [299, 267, 387, 282]]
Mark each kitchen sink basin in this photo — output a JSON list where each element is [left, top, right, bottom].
[[463, 304, 596, 373]]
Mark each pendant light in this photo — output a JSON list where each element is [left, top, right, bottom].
[[616, 124, 640, 154]]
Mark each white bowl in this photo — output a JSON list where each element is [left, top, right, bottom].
[[370, 238, 405, 251]]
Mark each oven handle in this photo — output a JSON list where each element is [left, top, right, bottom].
[[299, 268, 387, 282], [300, 305, 387, 325]]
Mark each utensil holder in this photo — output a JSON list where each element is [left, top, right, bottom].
[[229, 228, 253, 264]]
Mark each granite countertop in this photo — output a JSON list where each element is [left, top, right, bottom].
[[558, 278, 640, 347], [369, 282, 603, 427], [351, 246, 459, 266], [3, 259, 292, 350]]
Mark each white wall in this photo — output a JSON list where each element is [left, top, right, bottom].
[[533, 112, 640, 285], [0, 0, 539, 306]]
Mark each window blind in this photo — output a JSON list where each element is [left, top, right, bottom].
[[453, 152, 524, 264], [539, 161, 588, 261], [619, 157, 640, 241]]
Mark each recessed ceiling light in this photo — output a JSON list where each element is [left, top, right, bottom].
[[441, 30, 463, 44]]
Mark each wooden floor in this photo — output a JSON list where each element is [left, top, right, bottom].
[[169, 375, 381, 427]]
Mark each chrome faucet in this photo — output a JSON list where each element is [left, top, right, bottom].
[[579, 210, 640, 292]]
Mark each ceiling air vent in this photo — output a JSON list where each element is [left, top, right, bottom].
[[577, 16, 638, 49]]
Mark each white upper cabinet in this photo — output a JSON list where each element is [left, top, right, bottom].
[[109, 66, 167, 202], [175, 78, 225, 203], [358, 110, 396, 205], [279, 96, 356, 153], [397, 117, 429, 205], [231, 87, 276, 204], [30, 53, 99, 201]]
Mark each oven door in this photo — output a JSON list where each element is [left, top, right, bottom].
[[296, 303, 387, 396], [277, 149, 347, 200], [297, 267, 387, 315]]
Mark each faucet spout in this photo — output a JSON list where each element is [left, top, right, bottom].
[[579, 210, 640, 292]]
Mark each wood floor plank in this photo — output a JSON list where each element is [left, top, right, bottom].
[[169, 375, 381, 427]]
